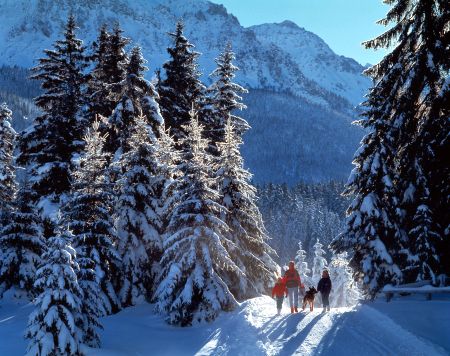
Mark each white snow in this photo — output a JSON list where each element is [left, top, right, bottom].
[[1, 293, 449, 355]]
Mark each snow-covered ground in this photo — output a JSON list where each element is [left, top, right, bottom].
[[1, 294, 448, 355]]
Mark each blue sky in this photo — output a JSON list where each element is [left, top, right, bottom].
[[210, 0, 390, 65]]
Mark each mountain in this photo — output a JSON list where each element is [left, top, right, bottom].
[[251, 21, 370, 106], [0, 0, 369, 183]]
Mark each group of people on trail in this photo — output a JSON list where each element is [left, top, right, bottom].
[[271, 261, 332, 315]]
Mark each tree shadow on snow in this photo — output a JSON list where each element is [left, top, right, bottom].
[[278, 314, 324, 355], [312, 308, 362, 355], [260, 312, 325, 355]]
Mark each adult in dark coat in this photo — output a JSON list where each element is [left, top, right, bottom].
[[317, 270, 332, 312]]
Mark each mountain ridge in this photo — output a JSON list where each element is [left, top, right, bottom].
[[0, 0, 370, 110], [0, 0, 367, 183]]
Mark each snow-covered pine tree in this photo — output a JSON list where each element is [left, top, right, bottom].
[[87, 23, 130, 121], [86, 24, 111, 120], [0, 103, 16, 230], [411, 15, 449, 278], [207, 43, 249, 151], [154, 123, 181, 237], [105, 46, 162, 157], [312, 239, 328, 285], [328, 253, 360, 308], [359, 0, 448, 285], [406, 161, 441, 283], [295, 241, 312, 288], [116, 114, 166, 307], [332, 103, 404, 296], [158, 21, 206, 144], [216, 118, 277, 299], [0, 182, 45, 298], [154, 109, 238, 326], [421, 77, 449, 278], [64, 120, 121, 317], [25, 227, 83, 356], [17, 15, 88, 237]]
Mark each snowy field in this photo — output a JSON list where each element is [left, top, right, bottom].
[[1, 293, 448, 356]]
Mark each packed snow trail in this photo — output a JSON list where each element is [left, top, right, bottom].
[[195, 297, 445, 356], [90, 296, 447, 356], [1, 295, 448, 355]]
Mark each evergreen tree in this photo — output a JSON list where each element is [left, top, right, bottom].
[[88, 23, 130, 120], [331, 98, 403, 296], [64, 121, 121, 316], [333, 0, 449, 292], [295, 241, 312, 288], [328, 253, 360, 308], [407, 162, 441, 283], [154, 110, 238, 326], [158, 21, 206, 144], [0, 183, 45, 298], [17, 16, 88, 236], [116, 115, 165, 306], [375, 0, 448, 280], [25, 227, 83, 356], [105, 46, 162, 156], [86, 24, 111, 120], [0, 103, 16, 229], [312, 239, 328, 285], [416, 58, 449, 278], [154, 123, 181, 237], [426, 78, 450, 278], [207, 43, 249, 150], [216, 118, 277, 299]]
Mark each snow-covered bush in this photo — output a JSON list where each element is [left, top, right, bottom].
[[328, 252, 360, 307], [312, 239, 328, 285]]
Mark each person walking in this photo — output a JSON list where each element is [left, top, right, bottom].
[[317, 269, 332, 312], [272, 277, 287, 315], [282, 261, 303, 313]]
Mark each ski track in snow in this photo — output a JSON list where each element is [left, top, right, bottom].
[[0, 296, 448, 356]]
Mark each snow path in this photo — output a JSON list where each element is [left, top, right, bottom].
[[0, 295, 448, 355], [196, 297, 446, 356]]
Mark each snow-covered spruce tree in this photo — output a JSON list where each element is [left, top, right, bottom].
[[216, 118, 277, 299], [406, 161, 441, 283], [116, 113, 166, 307], [328, 253, 360, 308], [154, 123, 181, 237], [295, 241, 312, 288], [0, 103, 16, 230], [154, 110, 238, 326], [17, 15, 88, 237], [312, 239, 328, 285], [207, 43, 249, 152], [359, 0, 448, 284], [25, 227, 83, 356], [0, 183, 45, 298], [87, 23, 130, 122], [330, 70, 405, 296], [105, 46, 162, 157], [64, 120, 121, 317], [158, 21, 206, 144], [420, 77, 450, 278]]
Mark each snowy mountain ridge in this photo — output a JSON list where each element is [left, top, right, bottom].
[[0, 0, 370, 110]]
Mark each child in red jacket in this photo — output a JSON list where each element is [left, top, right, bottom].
[[272, 277, 287, 315]]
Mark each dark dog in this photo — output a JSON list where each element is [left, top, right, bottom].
[[302, 287, 318, 311]]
